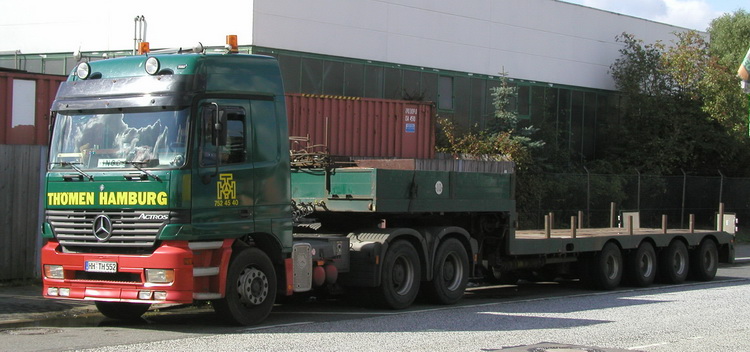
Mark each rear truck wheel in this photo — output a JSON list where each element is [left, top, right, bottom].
[[658, 240, 689, 284], [378, 240, 421, 309], [95, 302, 151, 320], [425, 238, 469, 305], [625, 242, 657, 287], [213, 247, 277, 326], [690, 239, 718, 281], [591, 242, 623, 290]]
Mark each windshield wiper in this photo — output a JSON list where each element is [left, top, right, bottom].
[[50, 161, 94, 181], [125, 161, 161, 181]]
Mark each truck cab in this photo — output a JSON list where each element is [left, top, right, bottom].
[[42, 51, 293, 325]]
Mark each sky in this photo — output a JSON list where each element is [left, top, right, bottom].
[[563, 0, 747, 31]]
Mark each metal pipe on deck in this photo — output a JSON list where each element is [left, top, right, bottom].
[[719, 203, 725, 232], [578, 211, 583, 229], [662, 215, 668, 234], [570, 216, 577, 238], [690, 214, 695, 233], [544, 215, 551, 238], [627, 215, 633, 235], [610, 202, 616, 228]]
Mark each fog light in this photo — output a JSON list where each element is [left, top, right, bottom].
[[47, 287, 59, 296], [145, 269, 175, 283], [153, 291, 167, 300], [59, 288, 71, 297], [44, 265, 64, 279], [138, 290, 153, 300]]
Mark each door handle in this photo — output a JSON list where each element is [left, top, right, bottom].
[[240, 209, 251, 218]]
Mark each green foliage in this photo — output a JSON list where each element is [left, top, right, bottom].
[[436, 71, 542, 168], [606, 25, 750, 176], [708, 10, 750, 69]]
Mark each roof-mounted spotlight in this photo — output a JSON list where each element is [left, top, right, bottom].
[[145, 56, 160, 75], [76, 62, 91, 80]]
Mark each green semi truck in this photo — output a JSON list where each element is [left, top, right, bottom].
[[41, 37, 736, 325]]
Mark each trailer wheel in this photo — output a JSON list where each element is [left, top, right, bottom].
[[690, 239, 718, 281], [378, 240, 421, 309], [213, 247, 277, 325], [95, 302, 150, 320], [425, 238, 469, 305], [625, 242, 657, 287], [591, 242, 623, 290], [658, 240, 689, 284]]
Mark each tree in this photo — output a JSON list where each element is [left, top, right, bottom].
[[606, 26, 750, 176], [436, 71, 542, 167]]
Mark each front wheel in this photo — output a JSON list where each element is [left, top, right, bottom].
[[95, 301, 151, 320], [377, 240, 421, 309], [213, 247, 277, 326], [425, 238, 469, 305]]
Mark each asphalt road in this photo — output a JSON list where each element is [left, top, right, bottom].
[[3, 263, 750, 352]]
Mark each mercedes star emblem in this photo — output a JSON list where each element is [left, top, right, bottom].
[[93, 214, 113, 242]]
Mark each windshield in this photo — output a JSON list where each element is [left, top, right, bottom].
[[49, 109, 189, 170]]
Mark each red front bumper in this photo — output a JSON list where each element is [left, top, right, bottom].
[[41, 240, 195, 304]]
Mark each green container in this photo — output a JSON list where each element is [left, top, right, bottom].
[[291, 168, 514, 213]]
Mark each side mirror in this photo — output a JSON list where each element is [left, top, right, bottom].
[[202, 103, 227, 147], [213, 110, 228, 147]]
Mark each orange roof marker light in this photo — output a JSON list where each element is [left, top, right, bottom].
[[226, 35, 239, 54], [138, 41, 150, 55]]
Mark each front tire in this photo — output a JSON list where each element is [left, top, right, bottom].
[[213, 247, 277, 326], [377, 240, 421, 309], [425, 238, 469, 305], [95, 302, 150, 320]]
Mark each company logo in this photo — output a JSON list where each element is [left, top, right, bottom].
[[138, 213, 169, 221], [215, 173, 239, 207], [92, 215, 113, 242]]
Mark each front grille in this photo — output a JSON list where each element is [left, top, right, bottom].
[[46, 209, 173, 250], [74, 271, 142, 283]]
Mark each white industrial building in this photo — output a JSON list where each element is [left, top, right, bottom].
[[0, 0, 692, 159]]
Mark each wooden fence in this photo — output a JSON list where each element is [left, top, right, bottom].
[[0, 145, 46, 281]]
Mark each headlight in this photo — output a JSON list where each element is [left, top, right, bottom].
[[44, 265, 64, 279], [145, 268, 174, 283]]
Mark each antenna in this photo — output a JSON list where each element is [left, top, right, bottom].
[[133, 16, 147, 55]]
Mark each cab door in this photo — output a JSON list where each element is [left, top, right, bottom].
[[191, 99, 255, 237]]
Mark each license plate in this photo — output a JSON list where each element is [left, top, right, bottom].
[[85, 261, 117, 273]]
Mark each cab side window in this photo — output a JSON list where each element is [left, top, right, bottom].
[[201, 106, 247, 166]]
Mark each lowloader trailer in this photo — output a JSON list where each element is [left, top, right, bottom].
[[40, 36, 735, 325]]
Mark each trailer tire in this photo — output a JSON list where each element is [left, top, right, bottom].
[[690, 239, 718, 281], [658, 240, 689, 284], [213, 247, 277, 326], [591, 242, 623, 290], [378, 240, 421, 309], [425, 238, 469, 305], [95, 302, 150, 320], [625, 242, 657, 287]]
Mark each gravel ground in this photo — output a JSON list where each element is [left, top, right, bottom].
[[75, 277, 750, 352]]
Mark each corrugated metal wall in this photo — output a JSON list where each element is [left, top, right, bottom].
[[0, 70, 65, 145], [286, 94, 435, 159], [0, 145, 46, 281]]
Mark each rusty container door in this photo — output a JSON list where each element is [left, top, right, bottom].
[[0, 70, 66, 145], [286, 94, 435, 159]]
